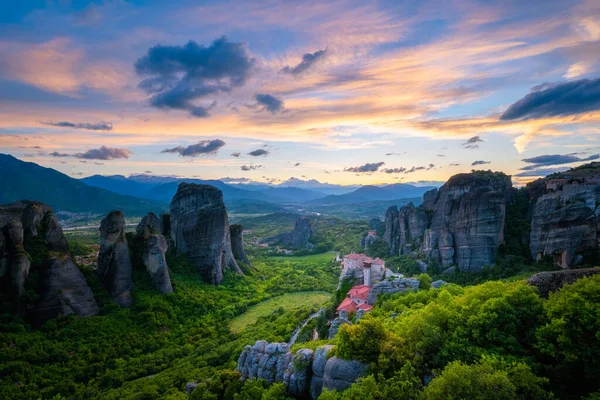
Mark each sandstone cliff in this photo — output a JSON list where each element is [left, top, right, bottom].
[[98, 210, 133, 307], [230, 224, 252, 268], [262, 216, 315, 249], [0, 201, 98, 322], [384, 171, 511, 272], [528, 268, 600, 297], [169, 183, 242, 285], [136, 212, 173, 294], [237, 340, 368, 399], [529, 167, 600, 268]]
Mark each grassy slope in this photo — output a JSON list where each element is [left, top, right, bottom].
[[229, 291, 331, 333]]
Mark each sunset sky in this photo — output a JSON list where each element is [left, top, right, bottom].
[[0, 0, 599, 186]]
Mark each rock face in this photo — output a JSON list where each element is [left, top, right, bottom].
[[328, 309, 351, 339], [367, 277, 420, 304], [238, 341, 368, 399], [230, 224, 252, 268], [98, 211, 133, 307], [0, 201, 98, 322], [136, 213, 173, 294], [529, 179, 600, 268], [170, 183, 242, 285], [384, 172, 511, 272], [527, 268, 600, 297], [263, 217, 315, 249]]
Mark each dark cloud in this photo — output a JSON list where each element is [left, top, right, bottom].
[[405, 166, 425, 174], [50, 151, 70, 157], [240, 165, 262, 171], [501, 78, 600, 121], [382, 167, 406, 174], [281, 49, 327, 75], [230, 152, 241, 157], [294, 162, 301, 166], [144, 170, 153, 173], [255, 93, 284, 114], [437, 154, 445, 157], [248, 148, 269, 157], [521, 153, 599, 168], [450, 163, 460, 166], [514, 167, 570, 177], [462, 135, 483, 149], [42, 121, 113, 131], [344, 162, 385, 173], [472, 160, 491, 166], [74, 146, 131, 160], [161, 139, 225, 157], [135, 36, 255, 118]]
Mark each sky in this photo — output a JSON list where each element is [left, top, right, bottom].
[[0, 0, 599, 186]]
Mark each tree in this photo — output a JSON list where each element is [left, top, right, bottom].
[[336, 316, 387, 375]]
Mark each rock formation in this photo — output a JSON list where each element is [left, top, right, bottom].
[[136, 213, 173, 294], [0, 201, 98, 322], [169, 183, 242, 285], [384, 171, 511, 272], [262, 216, 315, 249], [98, 210, 133, 307], [367, 277, 420, 304], [430, 279, 448, 289], [527, 268, 600, 297], [230, 224, 252, 268], [328, 309, 351, 339], [529, 176, 600, 268], [238, 340, 368, 399]]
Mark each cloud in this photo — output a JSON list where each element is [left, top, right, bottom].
[[42, 121, 113, 131], [514, 167, 570, 177], [344, 162, 385, 173], [50, 151, 70, 157], [385, 152, 405, 156], [248, 148, 269, 157], [501, 78, 600, 121], [382, 167, 406, 174], [462, 135, 484, 149], [450, 163, 460, 166], [520, 153, 599, 169], [255, 93, 284, 114], [294, 162, 301, 166], [472, 160, 491, 166], [281, 49, 327, 75], [405, 166, 425, 174], [144, 170, 152, 174], [135, 36, 255, 118], [74, 146, 132, 160], [161, 139, 226, 157], [231, 152, 241, 157], [240, 164, 262, 171]]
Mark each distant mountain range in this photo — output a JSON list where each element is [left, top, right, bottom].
[[0, 154, 164, 214], [0, 154, 441, 214]]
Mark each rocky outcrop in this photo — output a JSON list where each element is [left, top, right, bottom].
[[0, 201, 98, 322], [529, 180, 600, 268], [328, 310, 351, 339], [230, 224, 252, 268], [169, 183, 242, 285], [262, 217, 315, 249], [430, 279, 448, 289], [238, 341, 368, 399], [367, 277, 420, 304], [383, 172, 511, 272], [527, 268, 600, 298], [98, 211, 133, 307], [136, 213, 173, 294], [322, 357, 369, 393]]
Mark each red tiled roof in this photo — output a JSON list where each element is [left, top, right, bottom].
[[343, 253, 366, 260], [337, 297, 357, 313], [357, 303, 373, 311], [348, 285, 370, 300]]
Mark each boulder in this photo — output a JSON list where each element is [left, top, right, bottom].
[[230, 224, 252, 268], [170, 183, 242, 285], [527, 268, 600, 298], [431, 279, 447, 289], [98, 210, 133, 307], [322, 356, 369, 393], [310, 345, 334, 399], [285, 348, 314, 397], [328, 310, 351, 339], [367, 277, 420, 304]]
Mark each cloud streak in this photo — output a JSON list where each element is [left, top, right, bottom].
[[248, 148, 269, 157], [75, 146, 132, 160], [255, 93, 284, 114], [281, 49, 326, 75], [42, 121, 113, 131], [344, 162, 384, 173], [161, 139, 226, 157]]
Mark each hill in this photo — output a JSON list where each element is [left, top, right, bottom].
[[312, 183, 436, 205], [0, 154, 165, 214]]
